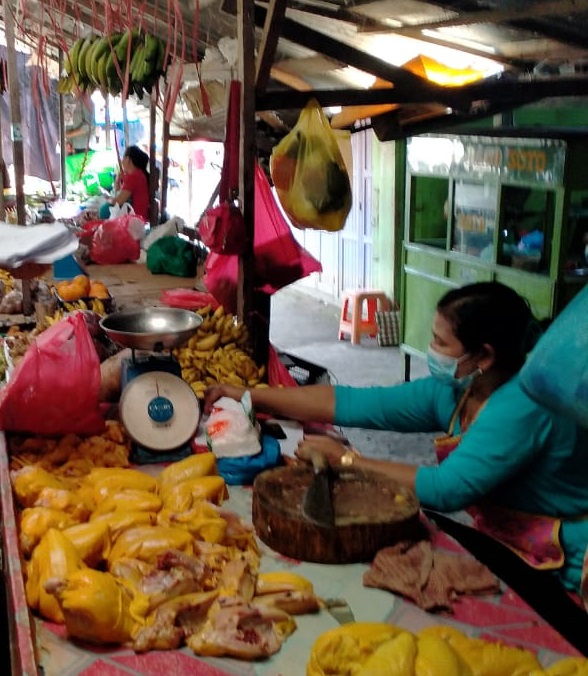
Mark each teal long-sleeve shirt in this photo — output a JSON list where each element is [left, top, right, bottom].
[[334, 376, 588, 591]]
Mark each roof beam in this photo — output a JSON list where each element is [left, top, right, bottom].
[[251, 4, 455, 101], [256, 74, 588, 113], [257, 0, 522, 68], [255, 0, 287, 92], [388, 0, 588, 32]]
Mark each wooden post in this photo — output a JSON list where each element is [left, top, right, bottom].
[[104, 95, 112, 150], [238, 0, 269, 367], [160, 117, 170, 221], [148, 90, 158, 229], [4, 0, 31, 315], [58, 51, 67, 200], [0, 92, 6, 221]]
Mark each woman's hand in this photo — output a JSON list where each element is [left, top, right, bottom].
[[295, 434, 348, 467], [203, 383, 246, 414]]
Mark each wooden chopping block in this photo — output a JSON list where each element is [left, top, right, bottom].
[[252, 465, 423, 564]]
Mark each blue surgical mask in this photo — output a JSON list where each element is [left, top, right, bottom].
[[427, 346, 476, 388]]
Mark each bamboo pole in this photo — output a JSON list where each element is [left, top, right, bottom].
[[58, 51, 67, 200], [4, 0, 31, 315], [148, 90, 158, 229], [160, 117, 170, 221]]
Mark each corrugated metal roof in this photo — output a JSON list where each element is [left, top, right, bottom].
[[13, 0, 588, 140]]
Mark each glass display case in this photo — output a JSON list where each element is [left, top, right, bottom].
[[401, 132, 588, 379]]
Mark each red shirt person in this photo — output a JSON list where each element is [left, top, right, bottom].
[[102, 145, 150, 221]]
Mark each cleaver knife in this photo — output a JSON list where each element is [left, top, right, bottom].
[[301, 448, 336, 528]]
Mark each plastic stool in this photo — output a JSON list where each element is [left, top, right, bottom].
[[338, 290, 391, 345]]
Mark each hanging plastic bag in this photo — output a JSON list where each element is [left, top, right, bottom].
[[90, 215, 142, 265], [198, 81, 247, 255], [146, 236, 197, 277], [270, 98, 352, 232], [204, 164, 322, 313], [0, 313, 104, 435]]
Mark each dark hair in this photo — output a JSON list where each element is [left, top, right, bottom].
[[437, 281, 541, 375], [124, 145, 149, 178]]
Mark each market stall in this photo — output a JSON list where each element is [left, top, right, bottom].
[[401, 131, 588, 379], [0, 431, 584, 676]]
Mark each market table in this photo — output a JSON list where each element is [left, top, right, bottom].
[[0, 432, 582, 676]]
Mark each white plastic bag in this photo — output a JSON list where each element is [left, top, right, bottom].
[[108, 202, 135, 220], [205, 392, 261, 458]]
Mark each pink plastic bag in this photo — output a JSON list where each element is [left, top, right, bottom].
[[204, 164, 322, 312], [90, 215, 141, 265], [0, 313, 104, 435], [159, 289, 220, 311]]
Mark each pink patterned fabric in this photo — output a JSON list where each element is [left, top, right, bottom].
[[434, 432, 565, 570]]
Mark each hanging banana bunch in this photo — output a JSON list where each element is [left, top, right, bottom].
[[58, 30, 170, 98]]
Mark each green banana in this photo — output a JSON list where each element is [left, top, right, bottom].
[[114, 28, 132, 64], [144, 33, 159, 63], [155, 37, 166, 74], [64, 37, 84, 77], [96, 52, 110, 92], [129, 43, 145, 83], [76, 36, 97, 85]]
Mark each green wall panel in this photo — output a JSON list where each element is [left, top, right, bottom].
[[494, 270, 554, 319], [404, 249, 446, 276], [402, 272, 455, 354]]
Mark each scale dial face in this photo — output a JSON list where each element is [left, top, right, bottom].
[[119, 371, 200, 451]]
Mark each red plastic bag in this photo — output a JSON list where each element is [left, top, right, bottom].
[[0, 313, 104, 435], [159, 289, 220, 311], [90, 215, 141, 265], [198, 202, 246, 255], [204, 164, 322, 312]]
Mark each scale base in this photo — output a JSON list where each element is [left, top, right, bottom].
[[130, 442, 193, 465]]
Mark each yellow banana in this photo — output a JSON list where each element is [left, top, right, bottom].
[[195, 333, 220, 351]]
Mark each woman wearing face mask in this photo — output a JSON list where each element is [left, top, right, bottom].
[[204, 281, 588, 603]]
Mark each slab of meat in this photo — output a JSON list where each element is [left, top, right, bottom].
[[363, 539, 500, 612]]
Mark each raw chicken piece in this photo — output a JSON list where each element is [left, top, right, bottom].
[[186, 596, 295, 660], [45, 569, 142, 645], [136, 551, 210, 614], [19, 507, 78, 557], [26, 529, 86, 623], [132, 590, 219, 653]]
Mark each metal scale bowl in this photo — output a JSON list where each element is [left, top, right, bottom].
[[100, 307, 203, 462]]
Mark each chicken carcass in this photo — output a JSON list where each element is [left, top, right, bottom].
[[132, 590, 219, 653], [186, 596, 295, 660]]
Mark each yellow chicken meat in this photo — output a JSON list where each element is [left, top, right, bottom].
[[90, 489, 162, 519], [159, 452, 218, 497], [418, 626, 542, 676], [162, 476, 228, 511], [45, 568, 143, 644], [19, 507, 78, 557], [108, 525, 194, 568], [62, 521, 112, 568], [25, 528, 86, 623]]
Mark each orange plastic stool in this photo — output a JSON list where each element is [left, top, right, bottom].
[[338, 290, 391, 345]]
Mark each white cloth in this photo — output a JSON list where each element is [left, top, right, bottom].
[[0, 222, 79, 267]]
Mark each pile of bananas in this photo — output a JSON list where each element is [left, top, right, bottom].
[[0, 268, 14, 292], [174, 305, 267, 398], [41, 299, 108, 329], [58, 29, 169, 97]]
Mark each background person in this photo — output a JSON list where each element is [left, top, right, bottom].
[[204, 281, 588, 602], [99, 145, 150, 221]]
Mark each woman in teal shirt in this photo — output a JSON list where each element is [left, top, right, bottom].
[[204, 282, 588, 596]]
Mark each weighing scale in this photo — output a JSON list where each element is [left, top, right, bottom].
[[100, 307, 203, 464]]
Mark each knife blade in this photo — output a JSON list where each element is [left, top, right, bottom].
[[301, 448, 335, 528], [323, 598, 356, 625]]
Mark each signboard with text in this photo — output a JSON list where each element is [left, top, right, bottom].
[[407, 135, 567, 186]]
